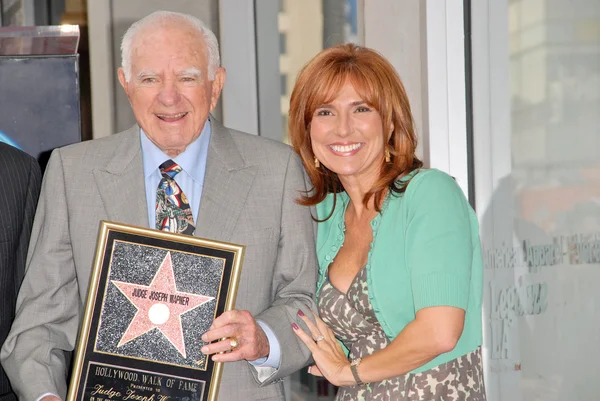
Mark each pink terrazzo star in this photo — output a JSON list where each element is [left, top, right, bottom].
[[112, 252, 214, 358]]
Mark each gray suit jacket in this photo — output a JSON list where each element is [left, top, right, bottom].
[[0, 120, 317, 401], [0, 143, 41, 401]]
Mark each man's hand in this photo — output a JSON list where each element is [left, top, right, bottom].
[[201, 309, 270, 362]]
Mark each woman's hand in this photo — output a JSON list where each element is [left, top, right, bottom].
[[293, 310, 355, 387]]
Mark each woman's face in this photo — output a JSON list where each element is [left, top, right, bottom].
[[310, 82, 388, 187]]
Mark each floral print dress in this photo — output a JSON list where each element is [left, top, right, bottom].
[[317, 267, 487, 401]]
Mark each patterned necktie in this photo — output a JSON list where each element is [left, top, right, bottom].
[[156, 160, 195, 235]]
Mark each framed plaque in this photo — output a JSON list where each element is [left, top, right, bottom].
[[66, 221, 244, 401]]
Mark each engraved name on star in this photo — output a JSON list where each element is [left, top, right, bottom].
[[112, 252, 214, 358]]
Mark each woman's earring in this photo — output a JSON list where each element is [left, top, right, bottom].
[[314, 156, 320, 168], [385, 148, 391, 163]]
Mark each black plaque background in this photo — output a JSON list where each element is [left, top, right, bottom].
[[70, 227, 239, 401]]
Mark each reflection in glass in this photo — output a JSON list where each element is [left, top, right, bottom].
[[0, 25, 80, 55], [511, 3, 600, 400], [1, 0, 24, 26], [482, 1, 599, 400]]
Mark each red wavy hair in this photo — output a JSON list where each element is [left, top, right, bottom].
[[288, 43, 422, 216]]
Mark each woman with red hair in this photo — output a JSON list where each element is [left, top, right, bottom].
[[289, 44, 487, 400]]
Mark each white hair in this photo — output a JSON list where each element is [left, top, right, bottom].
[[120, 11, 220, 82]]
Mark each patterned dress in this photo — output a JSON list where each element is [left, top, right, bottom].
[[318, 267, 487, 401]]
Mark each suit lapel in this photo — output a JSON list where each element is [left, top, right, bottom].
[[93, 126, 148, 228], [196, 119, 257, 242]]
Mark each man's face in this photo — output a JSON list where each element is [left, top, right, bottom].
[[118, 24, 225, 157]]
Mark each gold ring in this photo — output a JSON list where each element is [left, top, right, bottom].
[[229, 337, 239, 350], [314, 335, 325, 342]]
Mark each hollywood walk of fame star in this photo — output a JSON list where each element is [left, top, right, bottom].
[[111, 252, 214, 358]]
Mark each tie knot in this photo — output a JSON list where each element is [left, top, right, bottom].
[[159, 159, 182, 179]]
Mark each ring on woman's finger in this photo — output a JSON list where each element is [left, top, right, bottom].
[[314, 335, 325, 342], [229, 337, 239, 350]]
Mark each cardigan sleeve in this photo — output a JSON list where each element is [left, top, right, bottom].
[[404, 169, 474, 311]]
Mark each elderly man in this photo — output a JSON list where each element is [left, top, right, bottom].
[[0, 143, 41, 401], [1, 11, 316, 401]]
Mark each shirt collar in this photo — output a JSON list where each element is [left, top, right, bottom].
[[140, 119, 212, 182]]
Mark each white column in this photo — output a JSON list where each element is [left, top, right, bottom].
[[422, 1, 469, 197]]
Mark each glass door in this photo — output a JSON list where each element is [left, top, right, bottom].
[[471, 1, 600, 400]]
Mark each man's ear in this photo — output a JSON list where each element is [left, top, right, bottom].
[[117, 67, 129, 93], [210, 67, 226, 111]]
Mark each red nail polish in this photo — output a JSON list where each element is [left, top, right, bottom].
[[297, 310, 305, 317], [292, 323, 299, 330]]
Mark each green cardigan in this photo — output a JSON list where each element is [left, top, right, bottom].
[[315, 169, 483, 373]]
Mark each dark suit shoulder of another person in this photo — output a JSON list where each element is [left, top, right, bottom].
[[0, 142, 42, 401], [0, 142, 42, 260]]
